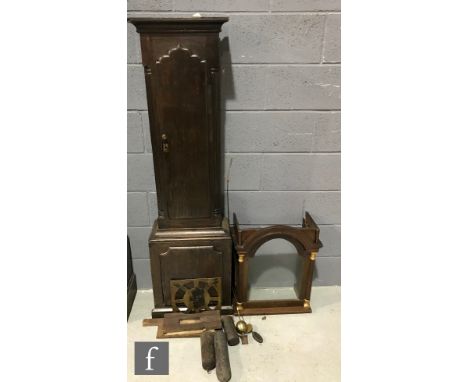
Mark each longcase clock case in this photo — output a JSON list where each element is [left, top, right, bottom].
[[128, 18, 232, 317]]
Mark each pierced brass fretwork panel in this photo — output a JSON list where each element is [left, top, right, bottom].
[[170, 277, 222, 313]]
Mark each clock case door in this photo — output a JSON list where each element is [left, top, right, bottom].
[[134, 19, 228, 230]]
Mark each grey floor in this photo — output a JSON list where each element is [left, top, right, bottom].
[[127, 286, 341, 381]]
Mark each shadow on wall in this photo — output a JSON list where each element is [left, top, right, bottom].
[[221, 37, 235, 102], [220, 37, 235, 221]]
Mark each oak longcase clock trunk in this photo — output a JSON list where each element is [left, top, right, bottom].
[[128, 17, 232, 317]]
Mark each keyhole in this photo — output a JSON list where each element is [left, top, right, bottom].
[[161, 134, 169, 152]]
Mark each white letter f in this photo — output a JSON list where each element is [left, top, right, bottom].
[[146, 346, 159, 371]]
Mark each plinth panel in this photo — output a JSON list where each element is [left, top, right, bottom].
[[149, 223, 233, 314]]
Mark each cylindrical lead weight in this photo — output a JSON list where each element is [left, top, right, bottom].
[[221, 316, 240, 346], [214, 330, 232, 382], [200, 330, 216, 371]]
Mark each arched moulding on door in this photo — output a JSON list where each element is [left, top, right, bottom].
[[232, 212, 322, 316]]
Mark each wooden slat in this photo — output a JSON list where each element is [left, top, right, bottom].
[[156, 310, 222, 338], [142, 318, 162, 327], [237, 306, 311, 316], [157, 326, 205, 339]]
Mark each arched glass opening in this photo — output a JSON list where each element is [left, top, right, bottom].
[[248, 238, 302, 301]]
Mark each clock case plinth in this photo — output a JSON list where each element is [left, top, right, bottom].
[[149, 218, 233, 318]]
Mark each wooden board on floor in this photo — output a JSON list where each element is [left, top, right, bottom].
[[157, 310, 221, 339], [143, 318, 163, 327]]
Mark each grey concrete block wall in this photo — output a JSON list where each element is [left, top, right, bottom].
[[127, 0, 172, 11], [222, 65, 340, 110], [270, 0, 341, 11], [174, 0, 270, 12], [225, 111, 340, 152], [127, 1, 341, 288], [323, 13, 341, 63], [227, 15, 325, 63]]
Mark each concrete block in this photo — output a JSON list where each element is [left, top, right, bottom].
[[229, 191, 340, 225], [261, 154, 340, 190], [148, 192, 158, 223], [229, 191, 301, 225], [127, 112, 144, 153], [127, 23, 141, 64], [132, 259, 153, 289], [141, 111, 152, 153], [127, 65, 147, 110], [265, 66, 341, 109], [313, 257, 341, 286], [222, 65, 266, 110], [228, 15, 325, 63], [270, 0, 341, 11], [225, 111, 340, 152], [174, 0, 269, 11], [127, 0, 172, 11], [225, 154, 263, 191], [127, 226, 152, 259], [323, 14, 341, 63], [317, 225, 340, 257], [225, 111, 340, 153], [127, 154, 156, 191], [304, 191, 340, 224], [128, 192, 150, 226], [224, 65, 340, 110]]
